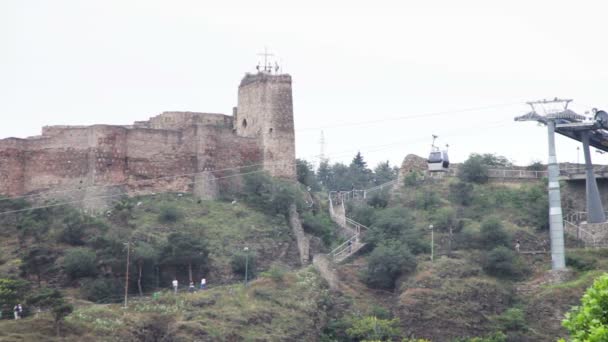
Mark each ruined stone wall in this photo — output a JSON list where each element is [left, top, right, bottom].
[[0, 72, 295, 209], [236, 73, 295, 179], [146, 111, 233, 130]]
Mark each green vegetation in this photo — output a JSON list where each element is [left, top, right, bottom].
[[345, 316, 401, 341], [1, 151, 607, 341], [63, 248, 97, 280], [363, 242, 417, 290], [561, 273, 608, 341]]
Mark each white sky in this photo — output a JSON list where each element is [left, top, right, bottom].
[[2, 0, 608, 168]]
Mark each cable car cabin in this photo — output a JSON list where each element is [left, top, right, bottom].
[[428, 150, 449, 172]]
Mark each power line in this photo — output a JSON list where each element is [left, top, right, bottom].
[[296, 102, 521, 132], [0, 118, 509, 204]]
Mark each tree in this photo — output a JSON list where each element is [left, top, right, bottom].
[[20, 246, 57, 287], [363, 242, 417, 289], [231, 250, 257, 279], [373, 161, 397, 185], [349, 152, 372, 188], [449, 181, 474, 206], [133, 242, 159, 296], [27, 288, 73, 336], [431, 207, 456, 231], [0, 278, 30, 316], [63, 247, 97, 280], [296, 159, 319, 190], [458, 154, 490, 184], [526, 160, 546, 171], [158, 205, 183, 224], [317, 160, 332, 188], [478, 153, 512, 167], [161, 232, 209, 283], [562, 274, 608, 342]]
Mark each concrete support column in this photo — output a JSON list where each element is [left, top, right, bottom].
[[581, 131, 606, 223], [547, 121, 566, 270]]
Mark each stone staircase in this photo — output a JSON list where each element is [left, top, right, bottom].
[[327, 192, 369, 263]]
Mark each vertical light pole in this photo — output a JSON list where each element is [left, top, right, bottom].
[[429, 224, 434, 262], [124, 241, 131, 309], [577, 146, 580, 172], [243, 247, 249, 287]]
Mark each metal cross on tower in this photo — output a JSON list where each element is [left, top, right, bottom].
[[257, 47, 275, 73]]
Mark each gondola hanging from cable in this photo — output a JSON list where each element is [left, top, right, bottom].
[[428, 135, 449, 172]]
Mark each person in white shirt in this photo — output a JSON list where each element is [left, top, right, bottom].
[[200, 278, 206, 290], [172, 279, 178, 294]]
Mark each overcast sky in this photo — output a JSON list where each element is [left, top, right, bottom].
[[2, 1, 608, 168]]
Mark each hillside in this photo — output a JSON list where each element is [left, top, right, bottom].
[[0, 161, 606, 341]]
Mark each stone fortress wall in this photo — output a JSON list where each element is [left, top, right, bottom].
[[0, 72, 295, 210]]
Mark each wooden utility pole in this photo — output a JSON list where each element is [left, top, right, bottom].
[[124, 242, 131, 308]]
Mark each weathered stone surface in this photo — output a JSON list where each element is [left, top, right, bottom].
[[0, 72, 296, 210]]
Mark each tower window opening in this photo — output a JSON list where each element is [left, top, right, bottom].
[[242, 119, 248, 128], [269, 128, 273, 133]]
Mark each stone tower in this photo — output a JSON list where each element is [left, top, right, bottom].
[[236, 72, 296, 179]]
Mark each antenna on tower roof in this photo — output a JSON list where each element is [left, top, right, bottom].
[[257, 47, 276, 74]]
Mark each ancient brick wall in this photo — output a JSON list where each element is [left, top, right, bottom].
[[0, 72, 294, 210]]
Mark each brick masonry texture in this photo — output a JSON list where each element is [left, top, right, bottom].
[[0, 72, 296, 210]]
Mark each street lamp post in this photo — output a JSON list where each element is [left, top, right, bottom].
[[123, 241, 132, 309], [429, 224, 434, 262], [244, 247, 249, 287]]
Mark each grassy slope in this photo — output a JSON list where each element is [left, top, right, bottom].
[[125, 194, 299, 281], [0, 267, 328, 342]]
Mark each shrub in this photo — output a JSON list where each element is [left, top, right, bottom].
[[301, 212, 334, 246], [403, 170, 422, 187], [158, 205, 182, 223], [562, 273, 608, 341], [431, 207, 457, 231], [365, 207, 414, 246], [458, 154, 490, 184], [495, 307, 528, 331], [366, 207, 428, 254], [63, 247, 97, 279], [242, 172, 302, 216], [566, 254, 598, 271], [230, 250, 256, 279], [479, 217, 510, 250], [415, 190, 441, 210], [483, 246, 526, 279], [349, 203, 376, 227], [363, 242, 417, 289], [266, 263, 286, 283], [346, 316, 401, 341], [81, 277, 122, 303], [449, 181, 474, 206], [367, 188, 390, 208]]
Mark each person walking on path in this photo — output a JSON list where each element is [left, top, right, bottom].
[[200, 278, 206, 290], [347, 240, 353, 253], [515, 240, 521, 253], [172, 279, 178, 294], [188, 282, 195, 292], [13, 304, 22, 320]]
